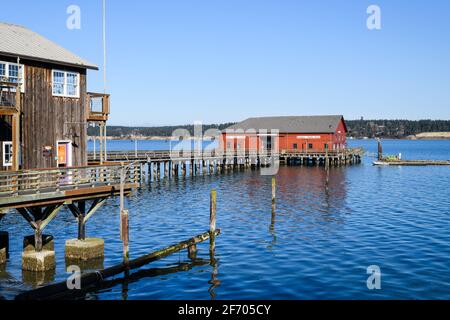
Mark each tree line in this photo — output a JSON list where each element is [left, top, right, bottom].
[[87, 123, 236, 137], [346, 119, 450, 138], [87, 120, 450, 139]]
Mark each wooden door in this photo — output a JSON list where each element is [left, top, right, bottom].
[[58, 142, 69, 167]]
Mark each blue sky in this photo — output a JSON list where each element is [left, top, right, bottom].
[[1, 0, 450, 126]]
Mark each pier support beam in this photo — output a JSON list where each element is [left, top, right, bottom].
[[18, 204, 63, 272], [65, 199, 106, 261]]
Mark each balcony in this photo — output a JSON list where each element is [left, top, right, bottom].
[[86, 92, 110, 122], [0, 81, 20, 115]]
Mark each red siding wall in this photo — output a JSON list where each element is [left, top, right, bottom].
[[222, 118, 347, 153]]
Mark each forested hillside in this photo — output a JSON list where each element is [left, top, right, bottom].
[[88, 120, 450, 139]]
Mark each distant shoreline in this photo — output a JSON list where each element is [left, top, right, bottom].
[[87, 133, 450, 141], [87, 136, 211, 141]]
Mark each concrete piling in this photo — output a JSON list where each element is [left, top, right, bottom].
[[0, 231, 8, 265], [22, 234, 56, 272], [65, 238, 105, 261], [22, 250, 56, 272]]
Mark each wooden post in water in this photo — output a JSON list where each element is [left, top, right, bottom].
[[120, 166, 129, 267], [272, 177, 276, 204], [377, 139, 383, 161], [78, 201, 86, 240], [209, 190, 217, 255]]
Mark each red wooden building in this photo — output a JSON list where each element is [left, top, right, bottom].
[[222, 115, 348, 153]]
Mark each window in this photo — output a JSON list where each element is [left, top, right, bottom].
[[308, 143, 313, 149], [324, 143, 329, 150], [0, 61, 25, 92], [2, 142, 13, 167], [52, 70, 79, 97], [293, 143, 298, 150], [0, 63, 5, 78]]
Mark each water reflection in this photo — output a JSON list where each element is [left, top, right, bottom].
[[268, 203, 277, 250], [65, 257, 105, 272], [64, 259, 213, 300], [276, 166, 348, 226], [0, 263, 9, 279], [22, 269, 55, 288], [208, 257, 220, 300], [207, 235, 221, 300]]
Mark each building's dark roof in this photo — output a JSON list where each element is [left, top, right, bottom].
[[0, 22, 98, 70], [226, 115, 346, 133]]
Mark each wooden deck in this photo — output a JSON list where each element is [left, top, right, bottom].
[[0, 163, 142, 210]]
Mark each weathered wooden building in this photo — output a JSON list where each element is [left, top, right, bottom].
[[222, 115, 348, 153], [0, 22, 109, 171]]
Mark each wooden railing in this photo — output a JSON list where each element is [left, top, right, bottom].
[[86, 92, 110, 122], [0, 163, 141, 198], [88, 148, 364, 163]]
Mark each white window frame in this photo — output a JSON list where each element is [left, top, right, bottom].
[[0, 61, 25, 93], [2, 141, 13, 167], [52, 70, 80, 98]]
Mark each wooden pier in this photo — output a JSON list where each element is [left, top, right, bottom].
[[0, 163, 141, 209], [0, 163, 141, 272], [88, 148, 363, 181]]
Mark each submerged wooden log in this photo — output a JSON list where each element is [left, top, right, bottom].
[[15, 229, 221, 300]]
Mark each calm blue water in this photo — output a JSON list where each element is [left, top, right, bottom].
[[1, 139, 450, 300]]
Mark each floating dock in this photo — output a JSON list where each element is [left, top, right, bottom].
[[373, 160, 450, 166]]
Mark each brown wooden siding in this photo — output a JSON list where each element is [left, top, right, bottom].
[[0, 55, 87, 171]]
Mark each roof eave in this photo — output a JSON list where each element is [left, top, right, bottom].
[[0, 51, 99, 70]]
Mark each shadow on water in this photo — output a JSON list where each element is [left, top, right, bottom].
[[55, 257, 217, 301]]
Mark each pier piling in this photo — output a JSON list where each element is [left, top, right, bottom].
[[272, 177, 276, 204], [0, 231, 8, 265], [65, 199, 107, 261], [209, 190, 217, 255], [17, 205, 63, 272], [120, 166, 130, 267]]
